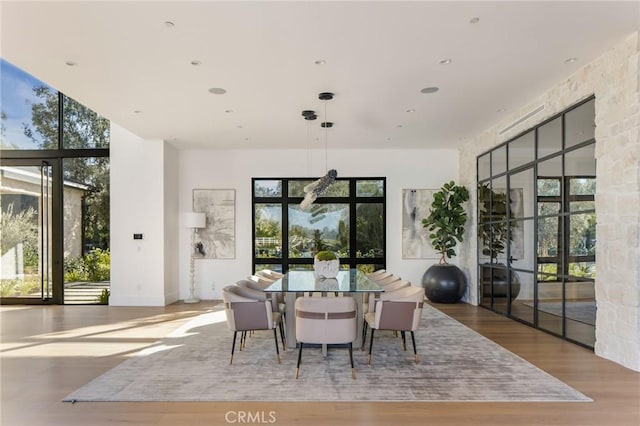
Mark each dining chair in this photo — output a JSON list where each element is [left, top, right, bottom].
[[235, 280, 286, 348], [371, 274, 402, 286], [236, 279, 282, 310], [247, 274, 286, 313], [222, 285, 284, 364], [294, 296, 358, 379], [366, 269, 388, 279], [249, 274, 276, 287], [257, 269, 284, 280], [362, 286, 425, 365], [363, 272, 400, 309], [365, 279, 411, 313]]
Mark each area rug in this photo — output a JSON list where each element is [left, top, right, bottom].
[[64, 303, 591, 402]]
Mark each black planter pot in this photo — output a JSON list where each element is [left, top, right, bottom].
[[480, 264, 521, 300], [421, 264, 467, 304]]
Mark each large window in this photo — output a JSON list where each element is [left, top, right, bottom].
[[477, 97, 596, 348], [1, 58, 110, 305], [252, 178, 386, 273]]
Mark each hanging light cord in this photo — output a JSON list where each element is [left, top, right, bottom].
[[307, 118, 312, 176], [324, 100, 328, 173]]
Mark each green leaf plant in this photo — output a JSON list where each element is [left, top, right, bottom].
[[421, 181, 470, 264], [477, 183, 512, 263], [315, 250, 338, 261]]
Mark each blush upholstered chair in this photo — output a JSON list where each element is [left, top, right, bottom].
[[363, 279, 411, 317], [222, 285, 284, 364], [256, 269, 284, 280], [234, 280, 286, 349], [294, 296, 358, 379], [362, 286, 425, 365]]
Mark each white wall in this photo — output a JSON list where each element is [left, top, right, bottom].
[[110, 123, 176, 306], [163, 143, 180, 304], [178, 148, 459, 300]]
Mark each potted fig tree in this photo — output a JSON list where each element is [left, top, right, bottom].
[[421, 181, 470, 303], [477, 183, 520, 300]]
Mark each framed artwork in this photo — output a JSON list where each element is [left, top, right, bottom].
[[193, 189, 236, 259], [402, 189, 437, 259]]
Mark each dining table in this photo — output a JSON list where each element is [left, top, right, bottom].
[[263, 269, 384, 353]]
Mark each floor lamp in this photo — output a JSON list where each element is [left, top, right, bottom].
[[184, 212, 206, 303]]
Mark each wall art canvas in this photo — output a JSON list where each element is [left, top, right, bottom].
[[193, 189, 236, 259], [402, 189, 437, 259]]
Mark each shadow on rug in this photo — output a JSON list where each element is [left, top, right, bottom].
[[64, 303, 591, 402]]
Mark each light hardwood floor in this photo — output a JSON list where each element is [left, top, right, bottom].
[[1, 301, 638, 426]]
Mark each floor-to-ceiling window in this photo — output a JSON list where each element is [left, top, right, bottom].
[[477, 96, 596, 348], [252, 178, 386, 273], [0, 58, 110, 305]]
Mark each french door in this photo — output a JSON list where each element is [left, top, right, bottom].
[[0, 159, 62, 304]]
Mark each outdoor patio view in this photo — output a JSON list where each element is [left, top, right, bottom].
[[0, 58, 110, 304], [253, 178, 385, 273]]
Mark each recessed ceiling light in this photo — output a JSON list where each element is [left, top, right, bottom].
[[470, 17, 480, 24], [65, 61, 77, 67], [420, 87, 439, 94], [396, 125, 403, 128], [208, 87, 227, 95], [439, 59, 452, 65], [133, 110, 142, 114], [225, 109, 233, 113], [496, 108, 506, 113], [164, 21, 175, 28], [564, 57, 578, 64], [406, 109, 415, 113], [236, 125, 243, 129], [314, 59, 326, 65], [190, 60, 202, 66]]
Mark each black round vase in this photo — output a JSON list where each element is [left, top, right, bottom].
[[421, 264, 467, 304]]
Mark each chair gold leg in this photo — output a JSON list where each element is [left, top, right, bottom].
[[229, 354, 234, 365], [367, 354, 371, 365], [277, 353, 281, 364], [295, 367, 299, 379], [415, 354, 419, 364], [352, 368, 356, 379]]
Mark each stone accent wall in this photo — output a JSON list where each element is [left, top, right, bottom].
[[458, 33, 640, 371]]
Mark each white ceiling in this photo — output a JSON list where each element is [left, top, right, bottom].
[[1, 1, 638, 150]]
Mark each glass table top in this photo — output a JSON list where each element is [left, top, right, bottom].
[[263, 269, 383, 293]]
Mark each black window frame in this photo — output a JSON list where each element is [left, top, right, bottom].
[[252, 177, 386, 273]]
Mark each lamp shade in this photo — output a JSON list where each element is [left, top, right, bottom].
[[183, 212, 206, 229]]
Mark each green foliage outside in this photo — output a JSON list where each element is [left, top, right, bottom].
[[0, 278, 41, 297], [422, 181, 470, 264], [96, 289, 110, 304], [315, 250, 338, 261], [1, 203, 39, 273], [64, 248, 111, 283], [253, 178, 384, 269], [355, 204, 383, 258], [23, 88, 111, 252]]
